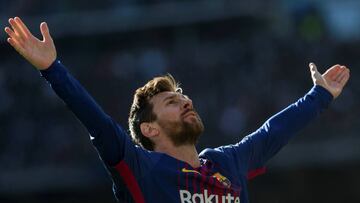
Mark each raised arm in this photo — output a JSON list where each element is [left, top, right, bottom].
[[215, 63, 350, 176], [246, 63, 350, 169], [4, 17, 128, 166]]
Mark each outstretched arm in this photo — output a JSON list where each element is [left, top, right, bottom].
[[217, 63, 350, 176], [246, 63, 350, 169], [4, 17, 128, 166]]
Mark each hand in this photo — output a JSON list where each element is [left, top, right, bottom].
[[309, 63, 350, 99], [4, 17, 57, 70]]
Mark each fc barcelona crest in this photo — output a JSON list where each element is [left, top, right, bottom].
[[213, 172, 231, 188]]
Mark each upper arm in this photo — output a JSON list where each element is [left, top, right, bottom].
[[41, 60, 155, 179], [40, 60, 133, 165]]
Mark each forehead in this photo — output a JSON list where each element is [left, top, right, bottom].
[[150, 91, 180, 105]]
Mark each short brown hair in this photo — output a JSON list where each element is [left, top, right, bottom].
[[128, 74, 182, 150]]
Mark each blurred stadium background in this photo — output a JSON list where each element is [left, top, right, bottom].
[[0, 0, 359, 202]]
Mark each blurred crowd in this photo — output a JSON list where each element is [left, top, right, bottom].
[[0, 0, 359, 202]]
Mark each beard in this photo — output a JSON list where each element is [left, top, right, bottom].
[[157, 112, 204, 146]]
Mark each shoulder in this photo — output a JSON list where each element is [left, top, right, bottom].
[[199, 147, 233, 161], [199, 142, 252, 164]]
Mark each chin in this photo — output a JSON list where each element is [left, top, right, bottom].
[[188, 118, 204, 134]]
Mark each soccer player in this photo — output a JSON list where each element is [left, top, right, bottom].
[[5, 17, 350, 203]]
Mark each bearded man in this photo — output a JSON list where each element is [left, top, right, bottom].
[[5, 17, 350, 203]]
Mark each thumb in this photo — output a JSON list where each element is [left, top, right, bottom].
[[309, 62, 323, 85], [309, 62, 319, 75], [40, 22, 52, 42]]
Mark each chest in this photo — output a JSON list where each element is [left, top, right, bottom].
[[139, 161, 245, 203]]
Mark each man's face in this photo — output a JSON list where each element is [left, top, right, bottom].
[[150, 91, 204, 146]]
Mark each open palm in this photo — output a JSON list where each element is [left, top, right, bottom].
[[4, 17, 56, 70], [309, 63, 350, 99]]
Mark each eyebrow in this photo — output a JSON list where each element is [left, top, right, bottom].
[[163, 94, 178, 104]]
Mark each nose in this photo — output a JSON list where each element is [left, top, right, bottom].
[[182, 98, 193, 110]]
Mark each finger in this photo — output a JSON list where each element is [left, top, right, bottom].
[[334, 66, 346, 82], [309, 62, 319, 74], [14, 17, 32, 37], [309, 62, 322, 78], [8, 18, 25, 41], [324, 64, 341, 80], [339, 69, 350, 86], [5, 26, 25, 50], [309, 63, 324, 85], [7, 37, 26, 54], [4, 27, 19, 41], [40, 22, 52, 42]]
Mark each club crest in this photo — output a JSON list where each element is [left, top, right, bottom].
[[213, 172, 231, 188]]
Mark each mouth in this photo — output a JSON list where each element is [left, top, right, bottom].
[[182, 110, 197, 118]]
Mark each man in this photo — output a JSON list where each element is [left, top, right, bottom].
[[5, 17, 350, 203]]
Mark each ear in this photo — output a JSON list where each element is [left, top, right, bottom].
[[140, 122, 159, 138]]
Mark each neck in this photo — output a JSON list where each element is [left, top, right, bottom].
[[155, 143, 200, 168]]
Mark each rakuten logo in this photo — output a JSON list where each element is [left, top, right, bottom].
[[179, 189, 240, 203]]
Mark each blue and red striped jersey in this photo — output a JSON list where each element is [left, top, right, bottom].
[[40, 60, 333, 203]]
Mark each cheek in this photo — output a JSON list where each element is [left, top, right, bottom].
[[156, 107, 181, 122]]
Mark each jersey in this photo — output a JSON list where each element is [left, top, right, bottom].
[[40, 60, 333, 203]]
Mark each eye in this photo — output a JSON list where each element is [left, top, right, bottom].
[[167, 100, 178, 105]]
